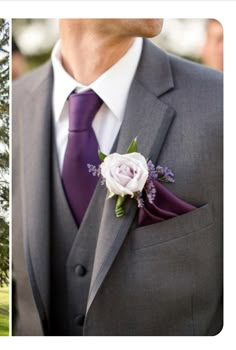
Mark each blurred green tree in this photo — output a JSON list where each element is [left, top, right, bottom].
[[0, 19, 9, 286]]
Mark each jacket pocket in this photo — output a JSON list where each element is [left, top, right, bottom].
[[130, 204, 213, 250]]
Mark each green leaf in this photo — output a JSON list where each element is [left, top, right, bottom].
[[127, 136, 138, 154], [107, 191, 115, 199], [98, 150, 107, 162]]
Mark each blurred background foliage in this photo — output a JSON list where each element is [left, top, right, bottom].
[[0, 18, 9, 337], [0, 18, 9, 288]]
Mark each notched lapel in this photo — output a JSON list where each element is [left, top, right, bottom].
[[20, 63, 53, 332], [86, 76, 175, 314]]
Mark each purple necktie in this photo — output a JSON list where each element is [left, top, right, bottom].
[[62, 90, 103, 226]]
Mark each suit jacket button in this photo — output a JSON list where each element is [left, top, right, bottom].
[[74, 264, 86, 276], [74, 314, 85, 327]]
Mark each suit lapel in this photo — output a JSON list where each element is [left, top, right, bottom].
[[21, 63, 53, 332], [19, 40, 176, 328], [86, 40, 176, 314]]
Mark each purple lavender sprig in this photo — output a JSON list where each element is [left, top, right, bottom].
[[87, 164, 101, 177], [87, 164, 105, 186], [137, 161, 175, 207], [144, 179, 156, 204], [136, 191, 145, 208], [147, 160, 158, 180], [139, 160, 158, 205], [156, 165, 175, 183]]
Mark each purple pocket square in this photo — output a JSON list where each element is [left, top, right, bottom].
[[138, 180, 196, 227]]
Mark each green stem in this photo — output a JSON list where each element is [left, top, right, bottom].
[[115, 196, 126, 218]]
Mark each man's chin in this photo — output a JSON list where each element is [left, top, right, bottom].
[[138, 19, 164, 38]]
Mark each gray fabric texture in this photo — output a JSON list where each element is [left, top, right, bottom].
[[12, 39, 223, 336]]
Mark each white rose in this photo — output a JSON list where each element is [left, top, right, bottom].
[[100, 152, 149, 197]]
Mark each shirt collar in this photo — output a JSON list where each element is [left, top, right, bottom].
[[51, 37, 143, 122]]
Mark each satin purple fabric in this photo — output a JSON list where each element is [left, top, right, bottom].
[[62, 90, 103, 226], [62, 90, 194, 228], [138, 179, 196, 227]]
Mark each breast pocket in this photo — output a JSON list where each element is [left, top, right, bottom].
[[130, 204, 214, 250]]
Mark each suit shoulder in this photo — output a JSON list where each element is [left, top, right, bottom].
[[13, 61, 52, 100], [166, 54, 223, 118], [168, 54, 223, 91]]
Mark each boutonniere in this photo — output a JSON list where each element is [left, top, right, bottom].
[[88, 137, 174, 218]]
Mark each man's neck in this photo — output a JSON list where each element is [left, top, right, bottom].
[[60, 27, 135, 86]]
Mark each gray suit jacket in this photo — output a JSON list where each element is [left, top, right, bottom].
[[12, 39, 223, 336]]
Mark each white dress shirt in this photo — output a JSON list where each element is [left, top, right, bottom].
[[51, 37, 143, 172]]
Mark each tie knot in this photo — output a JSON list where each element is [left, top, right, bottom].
[[68, 90, 103, 131]]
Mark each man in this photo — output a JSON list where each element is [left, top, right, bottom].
[[12, 38, 28, 80], [201, 19, 223, 71], [12, 19, 223, 336]]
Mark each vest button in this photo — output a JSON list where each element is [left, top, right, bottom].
[[74, 314, 85, 327], [74, 264, 86, 276]]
